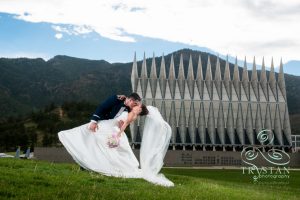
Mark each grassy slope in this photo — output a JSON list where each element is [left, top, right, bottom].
[[0, 158, 299, 200]]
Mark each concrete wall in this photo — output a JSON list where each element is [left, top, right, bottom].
[[34, 147, 300, 167]]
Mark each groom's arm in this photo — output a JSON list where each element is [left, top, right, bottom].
[[90, 95, 119, 123]]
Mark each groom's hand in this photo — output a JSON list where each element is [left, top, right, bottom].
[[117, 95, 126, 100], [88, 122, 98, 132]]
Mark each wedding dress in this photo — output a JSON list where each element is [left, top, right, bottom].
[[58, 106, 174, 187], [139, 106, 174, 187], [58, 112, 141, 178]]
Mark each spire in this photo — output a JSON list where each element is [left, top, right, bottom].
[[150, 53, 157, 79], [214, 56, 222, 99], [187, 55, 195, 98], [169, 101, 177, 144], [187, 55, 194, 79], [129, 122, 138, 143], [233, 56, 240, 100], [131, 52, 138, 92], [226, 103, 235, 144], [278, 58, 287, 100], [168, 54, 176, 79], [207, 102, 216, 145], [196, 54, 203, 98], [198, 102, 206, 144], [217, 103, 225, 144], [260, 57, 268, 100], [205, 56, 213, 81], [223, 56, 231, 97], [188, 102, 196, 144], [274, 104, 283, 146], [149, 53, 157, 98], [177, 54, 185, 98], [159, 54, 166, 79], [160, 101, 167, 121], [269, 57, 277, 100], [245, 103, 254, 144], [283, 105, 292, 146], [242, 57, 250, 100], [196, 54, 203, 80], [215, 56, 222, 82], [141, 52, 148, 79], [140, 52, 148, 97], [137, 113, 146, 139], [205, 56, 213, 99], [251, 56, 258, 100], [168, 54, 176, 98], [255, 104, 262, 134], [236, 103, 244, 145], [178, 54, 185, 79], [264, 104, 273, 145], [159, 54, 167, 98], [178, 101, 186, 144]]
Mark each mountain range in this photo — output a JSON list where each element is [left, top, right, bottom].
[[0, 49, 299, 134]]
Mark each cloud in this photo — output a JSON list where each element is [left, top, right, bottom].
[[129, 7, 146, 12], [55, 33, 63, 39], [111, 3, 146, 12], [0, 0, 300, 62], [52, 25, 93, 36], [0, 51, 51, 60], [240, 0, 300, 20]]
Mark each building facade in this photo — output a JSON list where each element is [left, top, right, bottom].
[[130, 53, 292, 151]]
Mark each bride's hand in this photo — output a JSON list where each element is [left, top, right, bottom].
[[117, 132, 122, 137], [118, 120, 124, 129]]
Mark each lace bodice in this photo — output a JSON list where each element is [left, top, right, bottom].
[[97, 111, 128, 133], [114, 111, 128, 122]]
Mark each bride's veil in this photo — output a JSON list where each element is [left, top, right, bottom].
[[139, 106, 174, 187]]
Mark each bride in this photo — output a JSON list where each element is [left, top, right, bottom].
[[58, 103, 174, 187]]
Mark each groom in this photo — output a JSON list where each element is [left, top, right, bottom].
[[88, 93, 142, 132]]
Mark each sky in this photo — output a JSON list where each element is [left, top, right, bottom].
[[0, 0, 300, 68]]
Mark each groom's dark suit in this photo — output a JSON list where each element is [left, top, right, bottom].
[[90, 95, 130, 123]]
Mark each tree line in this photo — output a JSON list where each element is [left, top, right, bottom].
[[0, 101, 97, 152]]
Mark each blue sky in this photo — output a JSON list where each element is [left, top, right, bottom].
[[0, 13, 211, 63]]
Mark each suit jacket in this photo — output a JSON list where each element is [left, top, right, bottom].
[[90, 95, 130, 122]]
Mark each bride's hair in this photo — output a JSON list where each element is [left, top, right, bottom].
[[139, 104, 149, 116]]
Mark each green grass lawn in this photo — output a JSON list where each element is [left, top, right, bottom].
[[0, 158, 299, 200]]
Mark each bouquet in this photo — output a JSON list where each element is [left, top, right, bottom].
[[107, 132, 120, 148]]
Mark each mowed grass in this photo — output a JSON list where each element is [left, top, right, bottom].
[[0, 158, 299, 200]]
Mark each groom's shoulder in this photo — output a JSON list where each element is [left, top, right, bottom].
[[105, 95, 124, 103], [104, 95, 117, 102], [107, 94, 117, 99]]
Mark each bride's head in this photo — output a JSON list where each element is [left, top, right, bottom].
[[132, 104, 148, 116]]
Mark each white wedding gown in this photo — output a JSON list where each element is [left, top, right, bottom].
[[139, 106, 174, 187], [58, 106, 174, 187]]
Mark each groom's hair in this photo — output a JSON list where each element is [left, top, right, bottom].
[[128, 93, 141, 102]]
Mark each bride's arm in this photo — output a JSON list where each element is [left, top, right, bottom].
[[118, 111, 138, 137]]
